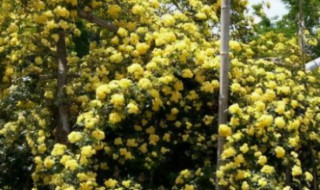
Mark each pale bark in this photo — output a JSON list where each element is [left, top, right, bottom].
[[216, 0, 231, 189], [56, 30, 70, 144]]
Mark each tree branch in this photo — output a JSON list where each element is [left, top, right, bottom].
[[78, 10, 118, 33]]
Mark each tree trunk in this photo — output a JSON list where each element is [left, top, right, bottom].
[[55, 30, 70, 144], [216, 0, 231, 189]]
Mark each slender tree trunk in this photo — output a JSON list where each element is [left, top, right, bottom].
[[216, 0, 231, 189], [56, 30, 70, 144]]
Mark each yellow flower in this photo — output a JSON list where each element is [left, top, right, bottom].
[[96, 84, 111, 100], [200, 82, 214, 93], [7, 23, 19, 33], [5, 67, 14, 76], [240, 143, 249, 154], [182, 69, 193, 78], [139, 143, 148, 153], [230, 117, 240, 127], [54, 6, 70, 18], [203, 115, 214, 125], [163, 133, 171, 142], [275, 146, 285, 158], [241, 181, 250, 190], [136, 43, 149, 55], [68, 131, 83, 143], [289, 136, 300, 147], [260, 165, 275, 174], [117, 27, 128, 37], [292, 165, 302, 176], [44, 157, 54, 169], [81, 145, 96, 157], [161, 147, 170, 154], [274, 117, 286, 128], [219, 124, 232, 137], [149, 0, 160, 8], [105, 178, 118, 188], [77, 173, 88, 182], [254, 101, 265, 112], [51, 143, 67, 156], [127, 102, 139, 114], [43, 90, 54, 99], [119, 148, 134, 160], [235, 170, 248, 180], [162, 14, 175, 27], [109, 52, 123, 63], [180, 169, 191, 178], [128, 63, 144, 78], [108, 4, 121, 18], [231, 82, 241, 93], [149, 134, 160, 145], [110, 94, 125, 107], [305, 171, 313, 181], [229, 104, 242, 115], [138, 78, 152, 89], [257, 155, 267, 165], [119, 79, 132, 89], [275, 101, 286, 114], [230, 40, 241, 52], [221, 147, 236, 160], [60, 155, 72, 165], [126, 138, 138, 147], [184, 184, 195, 190], [65, 159, 78, 171], [234, 154, 245, 165], [258, 178, 267, 187], [122, 180, 131, 188], [196, 12, 207, 20], [131, 5, 144, 15], [109, 112, 122, 124], [114, 137, 123, 145], [35, 56, 43, 65], [91, 129, 105, 140], [84, 117, 99, 129]]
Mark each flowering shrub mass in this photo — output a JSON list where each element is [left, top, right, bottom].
[[0, 0, 320, 189]]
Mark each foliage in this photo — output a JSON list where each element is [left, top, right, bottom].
[[0, 0, 320, 189]]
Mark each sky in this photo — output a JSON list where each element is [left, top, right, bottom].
[[248, 0, 288, 21]]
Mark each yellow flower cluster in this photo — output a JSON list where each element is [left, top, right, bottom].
[[217, 32, 320, 189], [2, 0, 319, 189]]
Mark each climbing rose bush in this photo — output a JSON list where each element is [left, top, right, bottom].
[[1, 0, 320, 189]]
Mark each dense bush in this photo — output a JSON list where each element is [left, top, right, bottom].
[[0, 0, 320, 189]]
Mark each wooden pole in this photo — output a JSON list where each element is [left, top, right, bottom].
[[216, 0, 231, 189]]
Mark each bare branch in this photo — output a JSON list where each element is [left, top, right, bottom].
[[78, 10, 118, 33]]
